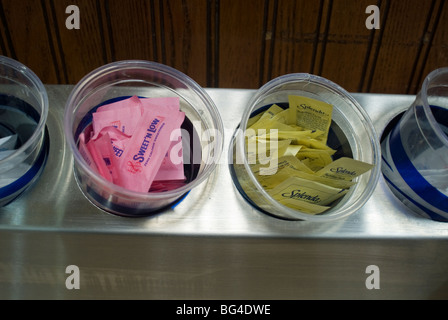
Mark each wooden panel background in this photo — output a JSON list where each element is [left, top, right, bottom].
[[0, 0, 447, 93]]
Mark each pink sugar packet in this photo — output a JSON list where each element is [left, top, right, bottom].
[[96, 126, 131, 161], [149, 180, 188, 192], [141, 97, 185, 181], [87, 132, 117, 182], [91, 96, 143, 140], [140, 97, 181, 115], [115, 107, 185, 193], [96, 95, 142, 113], [95, 120, 185, 183], [140, 97, 185, 181], [154, 132, 185, 181], [78, 131, 99, 174]]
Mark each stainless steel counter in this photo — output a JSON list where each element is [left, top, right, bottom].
[[0, 86, 447, 300]]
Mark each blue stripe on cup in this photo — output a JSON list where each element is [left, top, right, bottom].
[[383, 174, 447, 222], [0, 129, 49, 205], [388, 124, 448, 219]]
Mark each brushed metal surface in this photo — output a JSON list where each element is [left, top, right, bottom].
[[0, 86, 447, 300]]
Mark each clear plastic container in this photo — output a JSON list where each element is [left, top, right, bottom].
[[381, 67, 448, 222], [64, 60, 224, 217], [0, 56, 49, 207], [229, 73, 381, 221]]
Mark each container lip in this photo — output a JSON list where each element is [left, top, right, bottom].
[[421, 67, 448, 148], [236, 73, 381, 221], [64, 59, 224, 200], [0, 55, 49, 165]]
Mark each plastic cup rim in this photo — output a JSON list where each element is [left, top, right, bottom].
[[64, 59, 224, 200], [235, 73, 381, 221], [0, 55, 49, 167], [420, 67, 448, 148]]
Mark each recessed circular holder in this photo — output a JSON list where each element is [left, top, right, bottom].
[[64, 60, 224, 217], [229, 73, 381, 222], [229, 102, 353, 221], [73, 96, 201, 217], [0, 56, 49, 207], [381, 67, 448, 222]]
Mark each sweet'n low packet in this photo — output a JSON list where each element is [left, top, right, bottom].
[[92, 95, 143, 140], [78, 96, 186, 193], [115, 106, 185, 192], [86, 132, 116, 182]]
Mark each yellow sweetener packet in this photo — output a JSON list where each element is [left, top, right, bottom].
[[297, 150, 334, 171], [269, 133, 335, 151], [247, 113, 263, 128], [255, 165, 304, 190], [246, 120, 297, 139], [279, 198, 331, 215], [271, 109, 293, 125], [283, 145, 303, 157], [276, 155, 314, 174], [316, 157, 374, 181], [251, 155, 314, 177], [289, 95, 333, 143], [259, 130, 323, 143], [247, 104, 283, 128], [257, 166, 355, 190], [246, 138, 292, 164], [257, 131, 337, 157], [255, 120, 297, 132], [259, 104, 284, 121], [291, 169, 355, 189], [267, 176, 348, 207], [298, 146, 336, 157]]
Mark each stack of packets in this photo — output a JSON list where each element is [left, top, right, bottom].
[[78, 96, 186, 193], [245, 95, 374, 215]]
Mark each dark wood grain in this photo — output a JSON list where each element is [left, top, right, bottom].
[[0, 1, 14, 58], [161, 0, 209, 87], [367, 0, 438, 93], [0, 0, 447, 93], [106, 0, 158, 62], [218, 0, 266, 88], [318, 0, 374, 92], [268, 0, 323, 81], [413, 0, 447, 93], [1, 0, 58, 83], [48, 0, 109, 84]]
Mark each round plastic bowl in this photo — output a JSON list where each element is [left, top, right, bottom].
[[0, 56, 49, 207], [229, 73, 381, 221], [64, 60, 224, 217]]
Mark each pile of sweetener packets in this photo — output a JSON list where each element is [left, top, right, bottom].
[[78, 96, 186, 193]]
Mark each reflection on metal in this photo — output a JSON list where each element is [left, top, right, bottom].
[[0, 86, 447, 299]]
